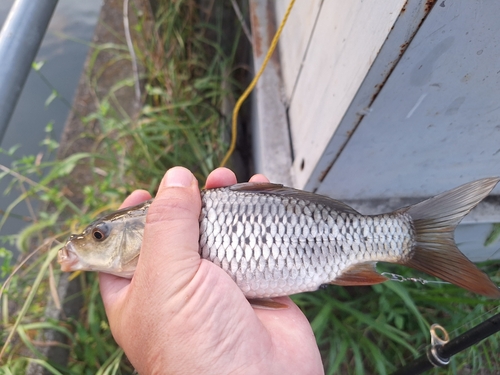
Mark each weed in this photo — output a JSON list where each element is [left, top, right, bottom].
[[293, 264, 500, 375], [1, 0, 242, 373], [1, 0, 499, 374]]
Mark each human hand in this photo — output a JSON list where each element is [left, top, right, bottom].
[[99, 167, 324, 375]]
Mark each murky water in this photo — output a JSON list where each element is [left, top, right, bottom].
[[0, 0, 102, 265]]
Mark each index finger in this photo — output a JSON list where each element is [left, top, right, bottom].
[[249, 174, 269, 183], [119, 189, 152, 209], [205, 167, 237, 188]]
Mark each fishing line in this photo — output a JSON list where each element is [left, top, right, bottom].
[[219, 0, 296, 167], [393, 309, 500, 375], [391, 310, 500, 375], [446, 305, 500, 337], [381, 272, 450, 285], [383, 270, 500, 335], [485, 245, 500, 261], [391, 292, 500, 373], [383, 268, 500, 373]]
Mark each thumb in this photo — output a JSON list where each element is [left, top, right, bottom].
[[102, 167, 204, 359], [132, 166, 202, 298]]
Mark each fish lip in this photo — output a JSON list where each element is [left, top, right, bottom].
[[57, 242, 79, 271]]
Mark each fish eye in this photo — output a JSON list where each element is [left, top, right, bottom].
[[92, 223, 109, 241]]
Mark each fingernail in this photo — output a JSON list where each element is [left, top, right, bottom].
[[164, 167, 194, 187]]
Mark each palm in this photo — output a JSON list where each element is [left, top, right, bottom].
[[172, 259, 323, 374], [100, 167, 323, 374]]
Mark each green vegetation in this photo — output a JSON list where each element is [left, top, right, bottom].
[[1, 1, 241, 373], [1, 1, 499, 374], [293, 262, 500, 374]]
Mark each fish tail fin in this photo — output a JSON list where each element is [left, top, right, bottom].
[[401, 178, 500, 298]]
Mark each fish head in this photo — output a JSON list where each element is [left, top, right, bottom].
[[58, 203, 149, 278]]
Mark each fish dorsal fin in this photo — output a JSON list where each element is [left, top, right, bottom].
[[330, 263, 388, 286], [229, 183, 360, 215], [230, 182, 285, 191]]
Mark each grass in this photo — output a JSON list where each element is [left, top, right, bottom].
[[293, 263, 500, 375], [1, 0, 242, 373], [1, 0, 500, 374]]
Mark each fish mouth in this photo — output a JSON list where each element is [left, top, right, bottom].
[[57, 242, 79, 272]]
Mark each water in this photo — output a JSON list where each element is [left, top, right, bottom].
[[0, 0, 102, 265]]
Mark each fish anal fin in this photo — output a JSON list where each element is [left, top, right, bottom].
[[248, 298, 289, 310], [331, 263, 388, 286]]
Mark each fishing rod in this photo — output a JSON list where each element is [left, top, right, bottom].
[[391, 310, 500, 375]]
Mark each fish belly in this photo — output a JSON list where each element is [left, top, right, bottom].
[[199, 188, 414, 298]]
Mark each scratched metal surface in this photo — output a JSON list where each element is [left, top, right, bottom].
[[249, 0, 293, 187], [314, 0, 500, 200]]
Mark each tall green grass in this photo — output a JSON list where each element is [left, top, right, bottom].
[[294, 263, 500, 374], [1, 0, 499, 374], [1, 0, 242, 373]]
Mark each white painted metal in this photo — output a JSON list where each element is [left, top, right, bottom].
[[274, 0, 322, 101], [301, 0, 437, 193], [253, 0, 500, 260], [249, 0, 293, 186], [284, 0, 407, 189], [314, 0, 500, 200]]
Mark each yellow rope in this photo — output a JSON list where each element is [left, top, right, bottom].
[[220, 0, 296, 167]]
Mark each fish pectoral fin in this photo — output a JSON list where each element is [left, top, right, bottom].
[[330, 263, 388, 286], [248, 298, 289, 310]]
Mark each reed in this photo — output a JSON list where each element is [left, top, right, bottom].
[[0, 0, 498, 374]]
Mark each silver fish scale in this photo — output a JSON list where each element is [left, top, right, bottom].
[[199, 188, 414, 298]]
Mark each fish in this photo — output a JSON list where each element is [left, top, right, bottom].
[[58, 178, 500, 299]]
